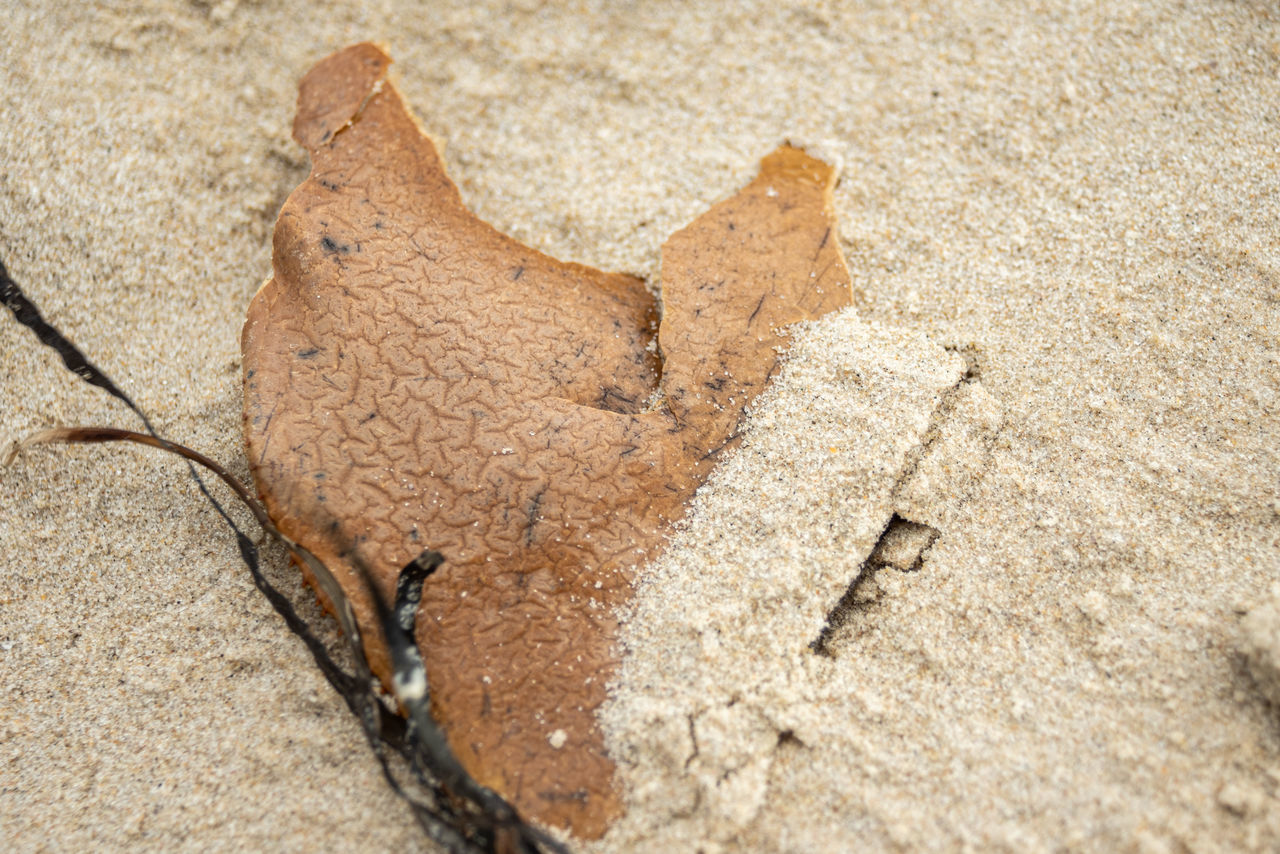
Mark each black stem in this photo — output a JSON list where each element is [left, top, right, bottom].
[[3, 259, 566, 854]]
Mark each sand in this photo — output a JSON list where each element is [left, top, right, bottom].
[[3, 1, 1279, 851]]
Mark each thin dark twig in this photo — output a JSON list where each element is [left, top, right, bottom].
[[3, 260, 567, 853], [0, 258, 153, 432]]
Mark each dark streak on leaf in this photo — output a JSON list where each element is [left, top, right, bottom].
[[395, 550, 439, 635]]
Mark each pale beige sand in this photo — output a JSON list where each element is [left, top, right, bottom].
[[3, 1, 1279, 851], [1242, 587, 1280, 710]]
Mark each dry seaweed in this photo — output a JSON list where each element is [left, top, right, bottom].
[[244, 43, 853, 835], [5, 43, 852, 842], [2, 260, 564, 854], [1, 259, 152, 431]]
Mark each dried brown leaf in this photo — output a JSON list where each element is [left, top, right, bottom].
[[242, 43, 851, 838]]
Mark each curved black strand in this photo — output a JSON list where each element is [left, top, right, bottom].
[[3, 261, 566, 853]]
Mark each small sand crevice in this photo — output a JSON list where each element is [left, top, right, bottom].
[[597, 312, 971, 849]]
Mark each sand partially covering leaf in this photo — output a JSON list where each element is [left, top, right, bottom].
[[242, 43, 851, 836], [3, 2, 1279, 851]]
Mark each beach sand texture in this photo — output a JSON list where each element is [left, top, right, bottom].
[[3, 1, 1279, 851]]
